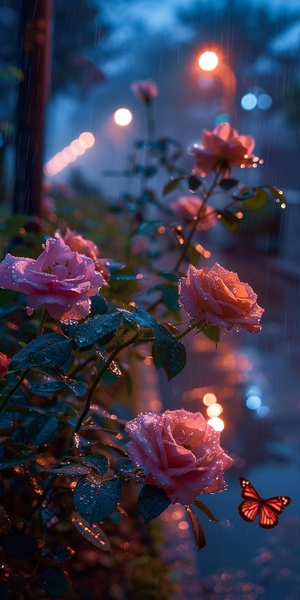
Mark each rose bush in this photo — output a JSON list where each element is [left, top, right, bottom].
[[179, 263, 264, 333], [190, 122, 259, 176], [125, 409, 233, 505], [0, 237, 104, 321]]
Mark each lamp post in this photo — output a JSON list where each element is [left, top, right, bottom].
[[198, 50, 236, 121]]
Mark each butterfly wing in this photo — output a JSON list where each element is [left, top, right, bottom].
[[238, 477, 261, 523], [259, 496, 292, 529]]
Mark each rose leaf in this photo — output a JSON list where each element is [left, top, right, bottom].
[[186, 506, 206, 550], [138, 484, 170, 523]]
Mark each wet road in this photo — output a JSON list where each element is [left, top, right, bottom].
[[159, 251, 300, 600]]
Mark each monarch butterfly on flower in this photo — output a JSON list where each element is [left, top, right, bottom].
[[238, 477, 291, 529]]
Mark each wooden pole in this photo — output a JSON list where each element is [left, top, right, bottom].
[[13, 0, 52, 222]]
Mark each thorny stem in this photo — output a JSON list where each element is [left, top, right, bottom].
[[74, 329, 143, 433], [0, 369, 30, 413], [174, 172, 221, 272], [37, 307, 47, 335], [147, 172, 223, 314]]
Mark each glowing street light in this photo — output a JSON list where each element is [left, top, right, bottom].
[[198, 49, 236, 120], [114, 108, 133, 127], [198, 51, 219, 72]]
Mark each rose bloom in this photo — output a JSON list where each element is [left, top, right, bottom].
[[131, 79, 158, 103], [55, 228, 110, 281], [170, 196, 217, 230], [0, 237, 104, 322], [190, 122, 259, 176], [179, 263, 264, 333], [125, 409, 233, 505], [0, 352, 11, 378]]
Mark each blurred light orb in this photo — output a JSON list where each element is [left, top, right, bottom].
[[241, 93, 257, 111], [203, 392, 217, 406], [246, 395, 262, 410], [114, 108, 132, 126], [207, 403, 223, 417], [215, 112, 231, 124], [79, 131, 95, 148], [198, 51, 219, 71], [257, 93, 272, 110], [208, 416, 224, 431]]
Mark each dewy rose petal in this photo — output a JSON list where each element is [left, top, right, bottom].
[[125, 409, 233, 505], [190, 122, 259, 176], [55, 228, 110, 281], [179, 263, 264, 333], [0, 237, 104, 322]]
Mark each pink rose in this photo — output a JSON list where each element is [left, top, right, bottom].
[[170, 196, 217, 230], [0, 352, 11, 378], [179, 263, 264, 333], [0, 237, 104, 322], [131, 79, 158, 103], [190, 122, 259, 176], [55, 228, 110, 281], [125, 409, 233, 505]]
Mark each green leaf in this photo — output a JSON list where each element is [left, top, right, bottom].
[[243, 187, 269, 210], [48, 463, 90, 476], [138, 484, 170, 523], [0, 214, 33, 236], [11, 334, 72, 371], [73, 475, 121, 523], [267, 185, 287, 207], [157, 270, 180, 282], [154, 284, 180, 312], [135, 221, 164, 236], [188, 243, 202, 267], [35, 566, 72, 597], [27, 414, 59, 446], [80, 454, 109, 476], [72, 513, 111, 551], [188, 174, 201, 191], [0, 452, 40, 470], [42, 546, 74, 563], [186, 506, 206, 550], [73, 312, 123, 349], [153, 324, 186, 380], [217, 210, 240, 232], [163, 176, 186, 195], [114, 457, 134, 478], [198, 321, 220, 343], [90, 294, 108, 315], [121, 307, 157, 328], [219, 178, 239, 191], [193, 500, 220, 522]]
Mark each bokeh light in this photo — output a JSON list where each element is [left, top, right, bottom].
[[241, 93, 257, 111], [207, 416, 224, 431], [198, 51, 219, 71], [203, 392, 217, 406], [44, 132, 95, 177], [114, 108, 133, 126], [207, 403, 223, 417]]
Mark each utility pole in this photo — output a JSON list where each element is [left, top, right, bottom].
[[13, 0, 52, 223]]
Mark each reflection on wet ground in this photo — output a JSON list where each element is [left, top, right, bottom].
[[159, 254, 300, 600]]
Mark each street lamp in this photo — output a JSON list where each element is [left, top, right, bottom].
[[198, 49, 236, 121]]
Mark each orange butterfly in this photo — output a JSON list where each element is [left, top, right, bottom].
[[238, 477, 292, 529]]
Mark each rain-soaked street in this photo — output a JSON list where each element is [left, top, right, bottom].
[[159, 249, 300, 600]]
